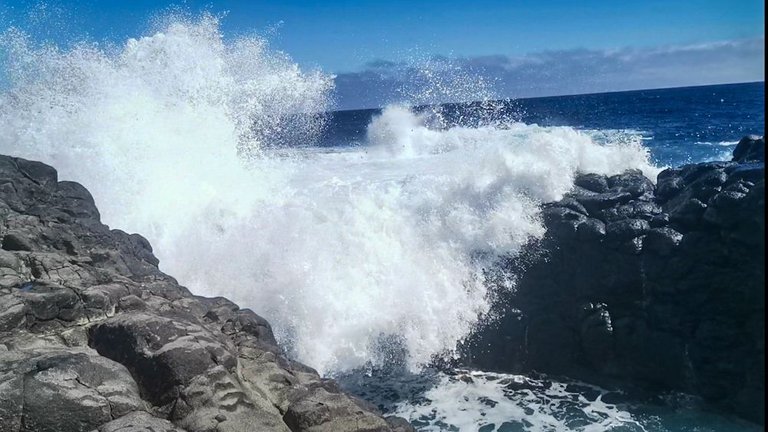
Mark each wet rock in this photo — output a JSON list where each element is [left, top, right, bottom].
[[607, 169, 654, 198], [668, 198, 707, 228], [679, 161, 736, 184], [574, 173, 609, 193], [465, 137, 765, 425], [726, 163, 765, 184], [57, 181, 101, 221], [732, 135, 765, 163], [576, 218, 607, 240], [642, 228, 683, 256], [0, 153, 402, 432], [572, 191, 633, 215], [15, 158, 58, 189], [542, 207, 588, 239], [97, 411, 186, 432], [655, 172, 684, 201], [550, 197, 589, 215], [579, 303, 614, 370], [1, 232, 34, 252], [605, 219, 650, 241], [0, 349, 143, 432], [89, 314, 236, 407], [526, 315, 578, 375], [283, 387, 391, 432], [599, 200, 662, 222], [17, 281, 82, 323], [385, 416, 417, 432]]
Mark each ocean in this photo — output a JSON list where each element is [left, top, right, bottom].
[[320, 82, 765, 168], [0, 16, 764, 431]]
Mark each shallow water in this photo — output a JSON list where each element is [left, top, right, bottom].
[[337, 368, 763, 432]]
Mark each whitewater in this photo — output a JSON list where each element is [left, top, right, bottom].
[[0, 15, 658, 376]]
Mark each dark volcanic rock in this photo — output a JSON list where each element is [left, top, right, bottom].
[[0, 153, 413, 432], [465, 136, 765, 425], [732, 135, 765, 163], [607, 169, 655, 198], [574, 173, 609, 193]]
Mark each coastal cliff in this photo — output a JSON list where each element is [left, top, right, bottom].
[[0, 154, 412, 432], [466, 136, 765, 424]]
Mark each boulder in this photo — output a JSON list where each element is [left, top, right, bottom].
[[732, 135, 765, 163], [0, 349, 143, 432]]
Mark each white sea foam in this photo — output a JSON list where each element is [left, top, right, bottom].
[[389, 369, 763, 432], [0, 16, 658, 373], [694, 140, 740, 146], [395, 370, 644, 432]]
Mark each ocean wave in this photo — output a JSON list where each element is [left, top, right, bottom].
[[694, 140, 740, 146], [0, 15, 658, 374]]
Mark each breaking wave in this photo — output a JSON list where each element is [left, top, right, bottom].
[[0, 14, 658, 373]]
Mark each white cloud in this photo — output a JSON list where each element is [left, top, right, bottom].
[[335, 37, 765, 110]]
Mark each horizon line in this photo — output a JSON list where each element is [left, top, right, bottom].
[[330, 80, 765, 113]]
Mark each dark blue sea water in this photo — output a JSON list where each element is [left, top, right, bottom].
[[321, 82, 765, 168]]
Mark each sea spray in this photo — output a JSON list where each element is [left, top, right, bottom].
[[0, 15, 659, 374]]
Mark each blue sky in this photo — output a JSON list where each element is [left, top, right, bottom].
[[0, 0, 764, 108]]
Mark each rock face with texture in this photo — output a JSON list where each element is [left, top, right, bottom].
[[0, 153, 412, 432], [466, 136, 765, 425]]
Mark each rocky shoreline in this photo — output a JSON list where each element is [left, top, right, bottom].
[[465, 136, 765, 425], [1, 135, 764, 431], [0, 154, 413, 432]]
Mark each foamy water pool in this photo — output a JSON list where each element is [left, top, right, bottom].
[[337, 368, 763, 432]]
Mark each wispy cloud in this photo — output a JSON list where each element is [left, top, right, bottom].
[[334, 37, 765, 110]]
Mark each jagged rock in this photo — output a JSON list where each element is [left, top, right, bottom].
[[667, 198, 707, 228], [542, 207, 587, 238], [465, 137, 765, 425], [549, 197, 588, 215], [598, 200, 662, 222], [571, 191, 633, 215], [574, 173, 609, 193], [732, 135, 765, 163], [0, 349, 143, 432], [89, 314, 237, 406], [607, 169, 655, 198], [579, 303, 614, 370], [655, 169, 685, 200], [576, 217, 606, 240], [385, 416, 417, 432], [605, 218, 650, 241], [727, 163, 765, 184], [0, 153, 406, 432], [96, 411, 186, 432], [283, 387, 391, 432], [642, 227, 683, 256]]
